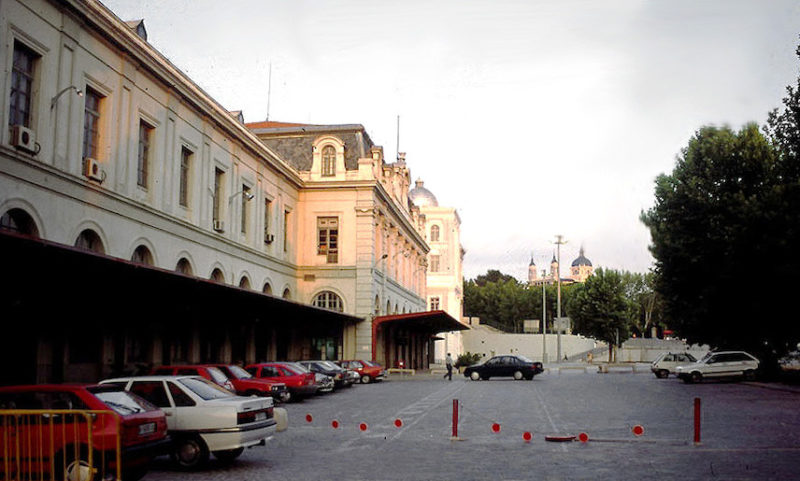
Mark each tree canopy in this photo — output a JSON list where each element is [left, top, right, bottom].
[[567, 268, 631, 360], [641, 65, 800, 362]]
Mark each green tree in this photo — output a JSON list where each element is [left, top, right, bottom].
[[567, 268, 630, 362], [620, 271, 664, 337], [641, 121, 800, 365]]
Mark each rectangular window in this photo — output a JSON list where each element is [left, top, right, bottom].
[[283, 210, 290, 252], [264, 198, 271, 240], [179, 147, 192, 207], [10, 42, 36, 128], [82, 88, 102, 167], [137, 121, 152, 188], [241, 185, 250, 234], [430, 297, 440, 310], [317, 216, 339, 264], [430, 255, 440, 273], [213, 168, 223, 221]]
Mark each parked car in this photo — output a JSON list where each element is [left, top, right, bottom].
[[675, 351, 760, 383], [100, 375, 276, 469], [337, 360, 385, 384], [463, 355, 544, 381], [203, 363, 290, 403], [0, 384, 169, 481], [298, 360, 354, 388], [778, 350, 800, 374], [651, 352, 698, 378], [151, 364, 235, 392], [314, 373, 335, 393], [245, 362, 318, 401]]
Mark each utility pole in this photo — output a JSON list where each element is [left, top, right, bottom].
[[554, 235, 567, 363], [542, 275, 547, 363]]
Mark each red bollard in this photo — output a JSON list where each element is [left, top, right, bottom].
[[452, 399, 459, 438], [693, 397, 701, 445]]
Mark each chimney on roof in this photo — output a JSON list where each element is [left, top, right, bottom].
[[125, 20, 148, 41]]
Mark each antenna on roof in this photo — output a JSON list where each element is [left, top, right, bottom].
[[396, 114, 400, 161], [266, 61, 272, 121]]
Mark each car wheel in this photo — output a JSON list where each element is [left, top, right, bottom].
[[691, 372, 702, 383], [513, 371, 523, 380], [361, 374, 372, 384], [55, 446, 99, 481], [213, 447, 244, 464], [657, 370, 669, 379], [470, 371, 480, 381], [743, 370, 756, 381], [172, 435, 209, 470]]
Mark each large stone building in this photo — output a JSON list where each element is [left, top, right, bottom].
[[408, 179, 467, 363], [0, 0, 462, 384]]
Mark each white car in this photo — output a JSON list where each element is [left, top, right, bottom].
[[651, 352, 698, 378], [675, 351, 759, 384], [101, 375, 276, 468]]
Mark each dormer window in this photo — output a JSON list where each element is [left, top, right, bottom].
[[321, 145, 336, 177]]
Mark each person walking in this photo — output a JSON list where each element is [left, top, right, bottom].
[[444, 353, 453, 381]]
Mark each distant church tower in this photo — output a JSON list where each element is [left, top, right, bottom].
[[549, 252, 558, 280], [527, 254, 538, 284], [570, 246, 594, 282]]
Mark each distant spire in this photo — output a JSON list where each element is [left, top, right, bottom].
[[529, 252, 536, 266], [551, 251, 557, 264]]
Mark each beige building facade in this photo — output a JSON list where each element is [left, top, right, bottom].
[[0, 0, 458, 383], [408, 180, 467, 363]]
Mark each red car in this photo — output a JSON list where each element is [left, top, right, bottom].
[[0, 384, 169, 481], [245, 362, 317, 402], [151, 365, 235, 392], [203, 364, 291, 403], [337, 360, 386, 384]]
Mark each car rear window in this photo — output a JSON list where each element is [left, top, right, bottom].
[[207, 367, 231, 386], [94, 390, 154, 415], [179, 377, 233, 400], [227, 365, 252, 379]]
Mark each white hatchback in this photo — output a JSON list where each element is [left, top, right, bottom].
[[651, 352, 698, 378], [675, 351, 759, 383], [101, 375, 276, 468]]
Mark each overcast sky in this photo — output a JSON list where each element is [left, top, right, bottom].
[[103, 0, 800, 281]]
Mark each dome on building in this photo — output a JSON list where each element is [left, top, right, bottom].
[[571, 247, 592, 267], [409, 179, 439, 207]]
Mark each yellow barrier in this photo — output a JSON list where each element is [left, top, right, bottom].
[[1, 409, 121, 481]]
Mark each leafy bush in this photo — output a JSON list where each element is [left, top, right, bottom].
[[455, 352, 482, 368]]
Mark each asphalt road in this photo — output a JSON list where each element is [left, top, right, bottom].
[[143, 370, 800, 481]]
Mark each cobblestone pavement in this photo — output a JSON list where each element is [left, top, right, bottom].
[[143, 370, 800, 481]]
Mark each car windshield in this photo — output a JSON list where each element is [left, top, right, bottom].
[[179, 377, 234, 400], [350, 361, 363, 368], [227, 365, 252, 379], [286, 362, 310, 373], [362, 360, 379, 367], [321, 361, 340, 370], [93, 390, 153, 415], [207, 367, 231, 386]]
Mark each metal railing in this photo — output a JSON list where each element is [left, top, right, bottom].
[[1, 409, 121, 481]]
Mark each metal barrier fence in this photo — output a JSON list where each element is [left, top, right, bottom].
[[1, 409, 121, 481]]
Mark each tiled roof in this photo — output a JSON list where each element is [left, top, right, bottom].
[[245, 120, 314, 130]]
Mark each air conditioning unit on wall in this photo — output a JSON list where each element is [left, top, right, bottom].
[[84, 158, 104, 182], [11, 125, 37, 154], [213, 220, 225, 232]]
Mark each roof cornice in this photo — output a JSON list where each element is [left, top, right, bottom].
[[69, 0, 304, 188]]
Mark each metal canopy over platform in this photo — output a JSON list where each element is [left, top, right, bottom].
[[371, 310, 469, 364]]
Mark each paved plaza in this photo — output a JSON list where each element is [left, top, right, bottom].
[[143, 369, 800, 481]]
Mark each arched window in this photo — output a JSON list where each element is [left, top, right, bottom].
[[386, 300, 391, 315], [430, 225, 440, 242], [263, 282, 272, 295], [239, 276, 251, 289], [131, 245, 153, 265], [282, 288, 291, 300], [74, 229, 104, 254], [374, 295, 380, 315], [321, 145, 336, 177], [0, 208, 39, 237], [313, 291, 344, 312], [210, 268, 225, 283], [176, 258, 193, 276]]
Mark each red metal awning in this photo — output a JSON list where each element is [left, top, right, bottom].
[[371, 310, 469, 360]]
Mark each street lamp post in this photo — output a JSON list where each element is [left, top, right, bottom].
[[554, 235, 567, 363], [542, 275, 547, 363]]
